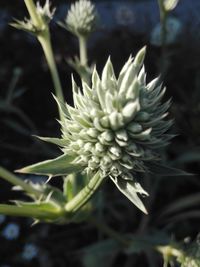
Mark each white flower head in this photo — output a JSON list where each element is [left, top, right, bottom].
[[52, 47, 172, 213], [2, 223, 20, 240], [150, 17, 182, 46], [65, 0, 97, 37], [20, 47, 173, 214]]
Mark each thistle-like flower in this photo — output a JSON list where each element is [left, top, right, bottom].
[[64, 0, 97, 37], [19, 47, 172, 213]]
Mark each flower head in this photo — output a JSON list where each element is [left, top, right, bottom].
[[19, 47, 173, 213], [60, 47, 171, 176], [54, 47, 172, 212], [64, 0, 97, 37]]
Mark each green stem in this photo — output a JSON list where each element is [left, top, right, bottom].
[[0, 166, 41, 198], [38, 32, 65, 121], [23, 0, 65, 122], [24, 0, 43, 27], [65, 171, 105, 213], [0, 204, 61, 220], [79, 35, 88, 66], [157, 0, 169, 79]]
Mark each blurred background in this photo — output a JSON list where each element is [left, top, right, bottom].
[[0, 0, 200, 266]]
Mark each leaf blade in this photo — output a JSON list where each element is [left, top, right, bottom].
[[16, 154, 82, 177]]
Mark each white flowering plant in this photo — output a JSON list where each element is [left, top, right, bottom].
[[0, 1, 197, 267]]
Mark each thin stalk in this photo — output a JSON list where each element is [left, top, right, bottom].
[[24, 0, 43, 27], [38, 32, 65, 121], [24, 0, 65, 122], [0, 166, 41, 198], [0, 204, 61, 220], [157, 0, 169, 79], [79, 35, 88, 66], [65, 171, 105, 213]]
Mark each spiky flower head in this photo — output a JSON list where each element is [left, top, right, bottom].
[[65, 0, 97, 37], [52, 47, 172, 212]]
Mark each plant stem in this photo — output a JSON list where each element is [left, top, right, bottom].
[[157, 0, 169, 79], [0, 166, 41, 198], [65, 171, 105, 213], [24, 0, 65, 122], [0, 204, 61, 220], [24, 0, 43, 27], [38, 32, 65, 121], [79, 35, 88, 66]]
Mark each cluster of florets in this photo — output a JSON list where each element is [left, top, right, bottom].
[[65, 0, 97, 37], [59, 47, 172, 182]]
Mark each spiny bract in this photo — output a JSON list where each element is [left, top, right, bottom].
[[65, 0, 97, 37], [56, 47, 172, 212]]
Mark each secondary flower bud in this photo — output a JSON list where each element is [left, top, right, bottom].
[[65, 0, 97, 37]]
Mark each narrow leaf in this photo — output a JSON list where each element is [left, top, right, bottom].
[[110, 177, 148, 214], [147, 162, 192, 176], [16, 154, 82, 177], [35, 136, 67, 147]]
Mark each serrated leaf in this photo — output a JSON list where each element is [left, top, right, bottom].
[[16, 154, 82, 177], [110, 177, 148, 214]]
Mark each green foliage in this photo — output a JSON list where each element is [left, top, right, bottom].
[[17, 154, 82, 177]]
